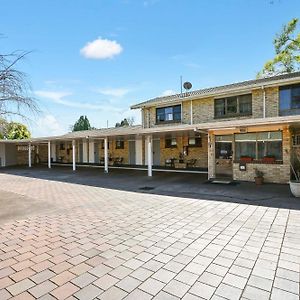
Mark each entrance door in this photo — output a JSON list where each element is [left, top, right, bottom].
[[215, 137, 233, 178], [153, 139, 160, 166], [128, 141, 136, 165], [94, 142, 99, 163]]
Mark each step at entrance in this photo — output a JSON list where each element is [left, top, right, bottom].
[[210, 178, 233, 184]]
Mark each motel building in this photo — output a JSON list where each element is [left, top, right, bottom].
[[1, 72, 300, 184]]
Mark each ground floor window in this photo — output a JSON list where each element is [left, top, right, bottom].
[[235, 131, 282, 161]]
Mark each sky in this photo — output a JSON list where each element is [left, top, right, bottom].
[[1, 0, 299, 137]]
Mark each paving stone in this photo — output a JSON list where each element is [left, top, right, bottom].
[[242, 285, 270, 300], [163, 279, 190, 298], [123, 288, 153, 300], [152, 268, 176, 283], [248, 275, 273, 292], [7, 278, 35, 296], [28, 280, 57, 298], [30, 269, 56, 284], [198, 271, 223, 287], [274, 277, 299, 294], [98, 286, 128, 300], [271, 287, 299, 300], [50, 282, 80, 299], [139, 278, 165, 296], [74, 284, 103, 300], [71, 272, 97, 288], [215, 283, 242, 300], [189, 281, 216, 299], [116, 276, 142, 293]]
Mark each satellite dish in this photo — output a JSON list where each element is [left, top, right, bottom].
[[183, 81, 192, 90]]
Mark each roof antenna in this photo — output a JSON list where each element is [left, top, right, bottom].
[[180, 75, 183, 97], [107, 120, 108, 128], [183, 81, 192, 96]]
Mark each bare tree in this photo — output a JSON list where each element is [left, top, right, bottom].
[[0, 50, 39, 120]]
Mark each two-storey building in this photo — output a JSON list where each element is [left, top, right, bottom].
[[1, 72, 300, 184]]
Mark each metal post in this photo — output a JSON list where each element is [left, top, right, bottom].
[[72, 140, 76, 171], [147, 135, 152, 177], [48, 141, 51, 169], [28, 143, 32, 167], [104, 137, 108, 173]]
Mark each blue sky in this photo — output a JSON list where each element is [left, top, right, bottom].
[[1, 0, 299, 137]]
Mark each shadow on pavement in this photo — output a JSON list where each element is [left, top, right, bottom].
[[1, 165, 300, 210]]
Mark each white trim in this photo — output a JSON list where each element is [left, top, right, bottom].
[[72, 140, 76, 171], [104, 137, 108, 173], [48, 141, 51, 169], [28, 143, 32, 168]]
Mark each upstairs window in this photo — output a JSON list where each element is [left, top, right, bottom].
[[214, 94, 252, 118], [279, 84, 300, 116], [156, 105, 181, 123]]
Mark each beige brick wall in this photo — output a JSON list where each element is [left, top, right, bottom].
[[142, 87, 281, 128], [109, 140, 129, 164], [16, 144, 48, 165], [159, 134, 208, 168]]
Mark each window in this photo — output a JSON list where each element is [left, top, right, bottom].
[[115, 140, 124, 149], [165, 138, 177, 148], [59, 143, 65, 150], [235, 131, 282, 161], [214, 94, 252, 118], [156, 105, 181, 123], [188, 137, 202, 147], [279, 84, 300, 115], [293, 134, 300, 146]]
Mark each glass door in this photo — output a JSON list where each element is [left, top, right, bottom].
[[215, 135, 233, 178]]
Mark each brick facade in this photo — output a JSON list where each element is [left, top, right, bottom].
[[142, 87, 280, 128], [159, 135, 208, 168]]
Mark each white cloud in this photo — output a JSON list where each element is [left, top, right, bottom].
[[80, 37, 123, 60], [34, 114, 65, 137], [160, 89, 177, 97], [96, 88, 130, 97], [35, 90, 123, 112]]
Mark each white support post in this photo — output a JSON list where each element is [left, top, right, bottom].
[[48, 141, 51, 169], [208, 132, 216, 180], [147, 135, 153, 177], [72, 140, 76, 171], [104, 137, 108, 173], [28, 143, 32, 168]]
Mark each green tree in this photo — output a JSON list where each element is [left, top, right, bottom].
[[258, 18, 300, 78], [72, 115, 92, 131], [115, 117, 134, 127], [4, 122, 31, 140]]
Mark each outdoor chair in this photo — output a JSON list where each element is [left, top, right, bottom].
[[114, 157, 123, 165], [186, 159, 197, 168]]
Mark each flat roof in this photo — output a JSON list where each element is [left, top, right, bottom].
[[131, 71, 300, 109]]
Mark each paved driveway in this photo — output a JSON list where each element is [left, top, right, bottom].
[[0, 169, 299, 299]]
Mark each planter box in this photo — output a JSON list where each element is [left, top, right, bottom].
[[262, 157, 276, 163], [240, 157, 253, 163], [290, 181, 300, 197]]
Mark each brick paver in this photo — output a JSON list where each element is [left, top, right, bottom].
[[0, 171, 299, 299]]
